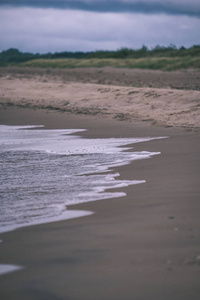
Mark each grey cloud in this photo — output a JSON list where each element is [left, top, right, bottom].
[[0, 0, 200, 17], [0, 7, 199, 53]]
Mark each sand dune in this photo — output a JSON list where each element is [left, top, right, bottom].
[[0, 74, 200, 130]]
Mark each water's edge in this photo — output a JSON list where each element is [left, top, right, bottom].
[[0, 124, 167, 275]]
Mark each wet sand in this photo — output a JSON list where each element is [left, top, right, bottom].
[[0, 68, 200, 299]]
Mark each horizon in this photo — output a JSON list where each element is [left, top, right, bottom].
[[1, 44, 199, 56]]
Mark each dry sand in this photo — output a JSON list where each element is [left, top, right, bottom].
[[0, 68, 200, 300], [1, 66, 200, 90], [0, 67, 200, 130]]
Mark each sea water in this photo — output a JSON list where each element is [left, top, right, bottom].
[[0, 125, 162, 233]]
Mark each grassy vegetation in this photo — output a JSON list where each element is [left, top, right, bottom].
[[21, 56, 200, 71], [0, 45, 200, 70]]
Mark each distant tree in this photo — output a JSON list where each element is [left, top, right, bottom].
[[0, 45, 199, 67]]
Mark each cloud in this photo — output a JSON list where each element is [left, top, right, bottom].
[[1, 0, 200, 17], [0, 7, 199, 53]]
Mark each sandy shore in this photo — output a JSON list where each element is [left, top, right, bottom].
[[0, 67, 200, 130], [0, 68, 200, 299]]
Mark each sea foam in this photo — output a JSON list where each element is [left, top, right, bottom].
[[0, 125, 163, 233]]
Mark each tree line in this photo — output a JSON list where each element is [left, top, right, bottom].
[[0, 45, 199, 66]]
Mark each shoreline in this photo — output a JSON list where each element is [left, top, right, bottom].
[[0, 107, 200, 299], [0, 108, 167, 234]]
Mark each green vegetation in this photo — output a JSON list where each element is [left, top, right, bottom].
[[19, 56, 200, 71], [0, 45, 200, 70]]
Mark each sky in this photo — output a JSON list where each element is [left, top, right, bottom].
[[0, 0, 200, 53]]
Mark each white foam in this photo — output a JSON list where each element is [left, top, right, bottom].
[[0, 264, 23, 276], [0, 210, 94, 234], [0, 124, 167, 234], [0, 125, 86, 151], [0, 124, 165, 155], [0, 125, 44, 130]]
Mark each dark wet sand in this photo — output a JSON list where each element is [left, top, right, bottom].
[[0, 108, 200, 300]]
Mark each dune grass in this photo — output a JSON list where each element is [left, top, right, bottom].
[[20, 56, 200, 71]]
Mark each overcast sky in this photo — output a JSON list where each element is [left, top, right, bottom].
[[0, 0, 200, 53]]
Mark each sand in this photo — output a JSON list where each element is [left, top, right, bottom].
[[0, 67, 200, 129], [0, 68, 200, 300], [1, 66, 200, 90]]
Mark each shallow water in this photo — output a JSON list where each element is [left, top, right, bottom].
[[0, 125, 161, 233]]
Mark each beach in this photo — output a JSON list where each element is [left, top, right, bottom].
[[1, 67, 200, 130], [0, 68, 200, 299]]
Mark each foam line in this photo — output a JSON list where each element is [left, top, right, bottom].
[[0, 264, 23, 276]]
